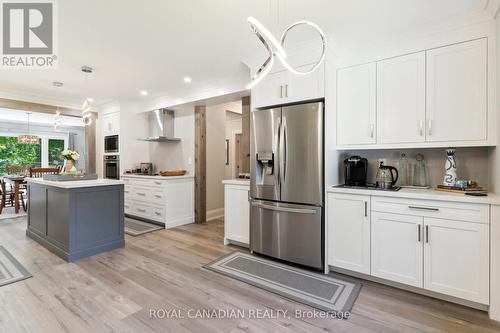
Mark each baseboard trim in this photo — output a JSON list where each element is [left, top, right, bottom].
[[206, 208, 224, 221]]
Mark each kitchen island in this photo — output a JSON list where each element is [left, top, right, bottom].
[[26, 178, 125, 262]]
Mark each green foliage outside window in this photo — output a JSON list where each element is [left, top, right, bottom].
[[48, 139, 65, 167], [0, 136, 42, 175]]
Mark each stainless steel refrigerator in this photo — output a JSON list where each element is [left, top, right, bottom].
[[250, 101, 324, 270]]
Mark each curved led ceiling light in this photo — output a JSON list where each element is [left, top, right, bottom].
[[246, 17, 326, 89]]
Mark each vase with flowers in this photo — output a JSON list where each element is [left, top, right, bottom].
[[61, 149, 80, 174]]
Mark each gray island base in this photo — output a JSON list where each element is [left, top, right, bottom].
[[26, 178, 125, 262]]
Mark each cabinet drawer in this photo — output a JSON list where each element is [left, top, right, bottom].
[[121, 177, 166, 189], [132, 202, 152, 219], [151, 189, 166, 203], [131, 186, 150, 202], [371, 196, 488, 224], [151, 206, 166, 222], [124, 201, 133, 214]]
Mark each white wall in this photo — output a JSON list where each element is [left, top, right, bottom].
[[119, 102, 150, 172], [149, 107, 195, 174]]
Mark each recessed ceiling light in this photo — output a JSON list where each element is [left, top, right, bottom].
[[183, 77, 192, 83], [140, 90, 148, 96], [53, 81, 63, 87]]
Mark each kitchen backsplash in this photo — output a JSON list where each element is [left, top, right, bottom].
[[338, 147, 489, 188]]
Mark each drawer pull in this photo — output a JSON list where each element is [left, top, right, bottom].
[[154, 195, 162, 198], [137, 193, 146, 196], [408, 206, 439, 212], [154, 212, 162, 216], [137, 208, 146, 213], [154, 181, 162, 185]]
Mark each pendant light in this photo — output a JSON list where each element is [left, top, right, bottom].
[[246, 1, 327, 89], [18, 112, 39, 144], [81, 66, 93, 126]]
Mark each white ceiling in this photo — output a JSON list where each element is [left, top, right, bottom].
[[0, 0, 488, 108]]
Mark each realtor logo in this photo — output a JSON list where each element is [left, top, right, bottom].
[[1, 0, 57, 68]]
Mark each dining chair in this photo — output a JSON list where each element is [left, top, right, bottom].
[[0, 179, 26, 213], [29, 167, 60, 178], [6, 165, 28, 175]]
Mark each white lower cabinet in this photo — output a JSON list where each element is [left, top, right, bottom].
[[424, 217, 489, 304], [224, 182, 250, 246], [327, 193, 370, 274], [371, 212, 423, 288], [327, 192, 490, 305], [122, 176, 194, 228]]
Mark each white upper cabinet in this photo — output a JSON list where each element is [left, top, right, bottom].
[[377, 52, 426, 144], [252, 63, 325, 109], [252, 71, 285, 109], [327, 193, 371, 274], [336, 37, 492, 149], [102, 112, 120, 136], [336, 63, 377, 145], [426, 39, 487, 143]]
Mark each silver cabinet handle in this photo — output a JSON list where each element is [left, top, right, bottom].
[[137, 192, 146, 196], [285, 84, 288, 98], [370, 124, 375, 138], [364, 201, 367, 217], [428, 119, 432, 136], [137, 208, 146, 213], [417, 224, 421, 242], [154, 181, 162, 185], [280, 85, 283, 98], [419, 120, 423, 136], [154, 195, 162, 198], [251, 202, 316, 214], [425, 225, 429, 243], [154, 212, 161, 216], [408, 206, 439, 212]]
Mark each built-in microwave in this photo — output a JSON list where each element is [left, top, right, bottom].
[[104, 155, 120, 179], [104, 135, 119, 153]]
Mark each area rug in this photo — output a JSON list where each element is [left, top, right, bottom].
[[204, 252, 361, 314], [124, 217, 163, 236], [0, 246, 32, 287]]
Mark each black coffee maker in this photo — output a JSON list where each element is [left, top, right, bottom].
[[344, 156, 368, 186]]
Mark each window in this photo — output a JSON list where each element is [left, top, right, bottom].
[[0, 136, 42, 174], [48, 139, 65, 167]]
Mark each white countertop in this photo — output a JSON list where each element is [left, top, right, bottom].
[[327, 185, 500, 205], [222, 179, 250, 186], [121, 174, 194, 180], [27, 177, 124, 189]]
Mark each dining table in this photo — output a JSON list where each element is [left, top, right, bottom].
[[2, 175, 27, 214]]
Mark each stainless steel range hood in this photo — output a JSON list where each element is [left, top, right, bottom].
[[141, 109, 181, 142]]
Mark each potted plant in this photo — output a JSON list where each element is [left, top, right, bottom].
[[60, 149, 80, 174]]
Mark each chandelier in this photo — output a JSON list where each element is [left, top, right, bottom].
[[18, 112, 39, 144], [246, 16, 326, 89]]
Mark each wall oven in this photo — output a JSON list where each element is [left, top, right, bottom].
[[104, 155, 120, 179], [104, 135, 119, 153]]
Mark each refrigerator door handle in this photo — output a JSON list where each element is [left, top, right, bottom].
[[276, 120, 282, 187], [251, 201, 317, 214], [279, 119, 287, 185]]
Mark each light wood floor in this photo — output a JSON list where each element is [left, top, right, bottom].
[[0, 216, 499, 333]]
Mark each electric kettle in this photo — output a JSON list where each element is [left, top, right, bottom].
[[376, 162, 399, 189]]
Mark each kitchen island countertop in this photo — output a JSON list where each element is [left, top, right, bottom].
[[26, 177, 124, 189]]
